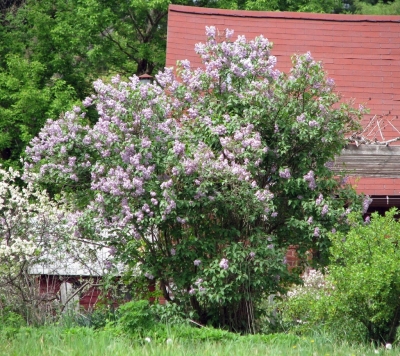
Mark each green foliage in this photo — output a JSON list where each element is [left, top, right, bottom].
[[278, 269, 369, 342], [0, 310, 26, 339], [116, 300, 156, 335], [151, 302, 190, 325], [280, 209, 400, 344], [328, 209, 400, 343], [0, 54, 78, 167], [355, 0, 400, 14]]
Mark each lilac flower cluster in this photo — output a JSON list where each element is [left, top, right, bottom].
[[303, 170, 316, 190], [321, 204, 329, 216], [362, 195, 373, 214], [22, 26, 361, 312], [279, 168, 291, 179], [219, 258, 229, 270]]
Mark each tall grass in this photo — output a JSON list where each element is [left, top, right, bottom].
[[0, 326, 391, 356]]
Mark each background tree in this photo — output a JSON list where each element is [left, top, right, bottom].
[[25, 28, 364, 332], [354, 0, 400, 14]]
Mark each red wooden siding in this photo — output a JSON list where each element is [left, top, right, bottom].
[[38, 275, 102, 311]]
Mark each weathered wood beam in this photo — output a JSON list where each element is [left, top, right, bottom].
[[334, 145, 400, 178]]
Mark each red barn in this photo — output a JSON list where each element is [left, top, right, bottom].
[[166, 5, 400, 214]]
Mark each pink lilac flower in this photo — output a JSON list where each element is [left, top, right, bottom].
[[321, 204, 329, 216], [315, 194, 323, 205], [170, 248, 176, 256], [313, 227, 320, 237], [307, 216, 313, 224], [194, 259, 201, 266], [362, 196, 373, 214], [279, 168, 291, 179], [205, 26, 216, 38], [225, 28, 234, 39], [326, 78, 335, 86], [296, 114, 305, 123], [271, 212, 278, 218], [303, 170, 316, 190], [219, 258, 229, 270], [144, 272, 154, 280]]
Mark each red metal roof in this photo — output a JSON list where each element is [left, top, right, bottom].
[[166, 6, 400, 197]]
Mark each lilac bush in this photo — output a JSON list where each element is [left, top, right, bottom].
[[25, 27, 364, 331]]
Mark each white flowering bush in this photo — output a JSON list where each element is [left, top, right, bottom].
[[25, 27, 365, 332], [279, 269, 332, 325], [277, 267, 368, 342], [0, 167, 111, 324]]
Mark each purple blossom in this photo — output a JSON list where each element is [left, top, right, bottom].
[[315, 194, 323, 206], [255, 189, 271, 202], [331, 228, 336, 233], [321, 204, 329, 216], [141, 137, 151, 148], [144, 272, 154, 280], [267, 244, 274, 249], [212, 125, 227, 135], [189, 288, 196, 295], [307, 216, 313, 224], [308, 120, 319, 128], [326, 78, 335, 86], [274, 124, 279, 133], [151, 198, 158, 206], [296, 114, 305, 123], [82, 96, 93, 107], [219, 258, 229, 270], [177, 217, 186, 224], [249, 252, 255, 258], [170, 248, 176, 256], [304, 170, 316, 190], [340, 176, 349, 185], [104, 260, 113, 270], [194, 259, 201, 266], [313, 227, 320, 237], [225, 28, 234, 39], [279, 168, 291, 179], [108, 246, 117, 256], [365, 216, 371, 224], [205, 26, 216, 38], [362, 196, 373, 214], [271, 212, 278, 218]]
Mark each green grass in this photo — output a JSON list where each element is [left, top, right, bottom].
[[0, 326, 393, 356]]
